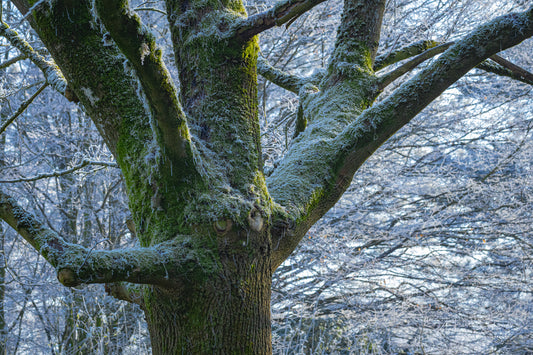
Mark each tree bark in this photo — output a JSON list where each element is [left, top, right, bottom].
[[143, 236, 272, 354], [2, 0, 533, 353]]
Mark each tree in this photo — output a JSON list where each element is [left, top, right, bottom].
[[0, 0, 532, 353]]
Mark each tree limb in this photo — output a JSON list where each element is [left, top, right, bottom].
[[330, 0, 387, 69], [269, 6, 533, 268], [11, 0, 157, 160], [479, 54, 533, 86], [376, 40, 533, 90], [0, 20, 67, 96], [374, 40, 441, 71], [377, 42, 453, 90], [234, 0, 327, 40], [95, 0, 194, 166], [257, 57, 303, 94], [0, 190, 218, 287]]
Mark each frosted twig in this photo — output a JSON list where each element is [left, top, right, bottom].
[[0, 159, 118, 183], [0, 82, 48, 135]]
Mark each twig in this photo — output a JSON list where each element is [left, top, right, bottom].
[[0, 159, 118, 183], [0, 82, 48, 135]]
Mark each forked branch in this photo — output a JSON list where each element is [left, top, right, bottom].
[[377, 42, 453, 90]]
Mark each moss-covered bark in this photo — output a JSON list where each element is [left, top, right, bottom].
[[3, 0, 533, 353]]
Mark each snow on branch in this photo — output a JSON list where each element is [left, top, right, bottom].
[[0, 20, 68, 96], [234, 0, 327, 39], [373, 40, 442, 71], [0, 190, 218, 288], [0, 159, 118, 183], [479, 54, 533, 86], [257, 57, 304, 94], [0, 82, 48, 135], [377, 42, 453, 90]]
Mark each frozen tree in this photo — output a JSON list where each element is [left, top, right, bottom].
[[0, 0, 532, 353]]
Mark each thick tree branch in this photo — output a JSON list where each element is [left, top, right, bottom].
[[480, 54, 533, 86], [373, 40, 441, 71], [11, 0, 149, 157], [234, 0, 327, 40], [0, 190, 218, 288], [377, 42, 453, 90], [257, 57, 303, 94], [0, 20, 67, 96], [95, 0, 195, 165], [269, 6, 533, 268], [331, 0, 387, 69]]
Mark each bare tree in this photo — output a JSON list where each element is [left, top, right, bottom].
[[0, 0, 532, 353]]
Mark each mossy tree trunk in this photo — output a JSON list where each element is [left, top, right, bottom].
[[2, 0, 533, 353]]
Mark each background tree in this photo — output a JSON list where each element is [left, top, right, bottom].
[[0, 0, 532, 353]]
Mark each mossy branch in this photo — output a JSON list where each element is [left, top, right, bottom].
[[479, 54, 533, 86], [257, 57, 303, 94], [0, 190, 217, 288], [95, 0, 194, 165], [330, 0, 386, 68], [234, 0, 327, 39], [376, 40, 533, 89], [0, 20, 70, 98], [269, 6, 533, 268], [377, 42, 453, 90], [373, 40, 441, 71]]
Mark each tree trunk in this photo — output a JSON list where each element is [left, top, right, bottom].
[[143, 229, 272, 354]]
